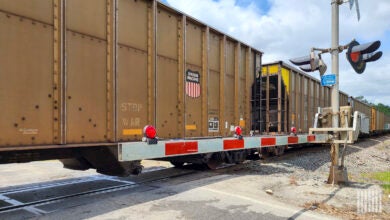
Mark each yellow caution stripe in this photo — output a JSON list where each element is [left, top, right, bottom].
[[185, 124, 197, 130], [123, 129, 142, 136]]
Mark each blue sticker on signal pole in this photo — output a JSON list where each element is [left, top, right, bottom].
[[321, 74, 336, 87]]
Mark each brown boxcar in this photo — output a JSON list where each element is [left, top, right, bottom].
[[346, 97, 390, 134], [371, 107, 386, 132], [351, 98, 371, 120], [0, 0, 262, 149], [261, 61, 356, 134], [385, 115, 390, 130], [0, 0, 262, 175], [260, 61, 390, 135]]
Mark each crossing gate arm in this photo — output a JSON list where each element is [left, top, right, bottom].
[[118, 134, 327, 161]]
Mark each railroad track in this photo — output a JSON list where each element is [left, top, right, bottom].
[[0, 143, 346, 217], [0, 143, 329, 214], [0, 167, 199, 216]]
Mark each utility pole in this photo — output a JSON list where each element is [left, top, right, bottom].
[[329, 0, 341, 184]]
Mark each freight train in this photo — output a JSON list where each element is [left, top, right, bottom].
[[0, 0, 388, 176]]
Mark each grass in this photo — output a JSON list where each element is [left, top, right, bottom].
[[373, 171, 390, 195], [382, 184, 390, 194], [372, 171, 390, 183], [362, 171, 390, 195]]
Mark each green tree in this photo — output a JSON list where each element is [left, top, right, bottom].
[[376, 103, 390, 115]]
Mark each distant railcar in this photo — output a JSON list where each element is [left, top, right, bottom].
[[260, 61, 348, 134], [260, 61, 390, 135], [370, 107, 390, 134]]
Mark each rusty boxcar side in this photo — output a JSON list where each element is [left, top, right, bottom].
[[371, 107, 386, 132], [260, 61, 356, 134], [261, 61, 333, 134], [0, 0, 262, 150]]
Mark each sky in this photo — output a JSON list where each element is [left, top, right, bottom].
[[160, 0, 390, 106]]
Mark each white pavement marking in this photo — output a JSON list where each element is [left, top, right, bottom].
[[99, 176, 136, 184], [0, 176, 135, 216], [1, 176, 101, 194], [0, 194, 47, 215]]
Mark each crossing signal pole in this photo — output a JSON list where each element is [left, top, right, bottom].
[[329, 0, 341, 184], [290, 0, 382, 184], [327, 0, 382, 184]]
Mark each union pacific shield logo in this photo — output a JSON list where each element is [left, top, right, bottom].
[[185, 70, 201, 98]]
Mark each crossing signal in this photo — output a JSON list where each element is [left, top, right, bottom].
[[289, 52, 327, 76], [346, 40, 382, 74]]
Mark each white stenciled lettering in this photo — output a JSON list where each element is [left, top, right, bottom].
[[122, 117, 141, 127], [19, 128, 39, 135], [120, 103, 143, 112], [188, 72, 198, 77], [130, 117, 141, 127], [186, 70, 200, 83], [122, 118, 129, 126]]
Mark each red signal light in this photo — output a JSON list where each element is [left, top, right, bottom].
[[350, 51, 360, 62], [346, 40, 382, 74], [235, 126, 242, 136], [143, 125, 156, 139], [291, 127, 297, 135]]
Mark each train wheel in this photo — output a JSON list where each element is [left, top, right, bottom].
[[260, 147, 271, 158], [206, 158, 222, 169], [246, 151, 261, 161], [231, 151, 246, 164], [205, 153, 223, 169], [274, 146, 285, 156]]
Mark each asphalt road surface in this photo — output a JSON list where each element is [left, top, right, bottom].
[[0, 162, 339, 220]]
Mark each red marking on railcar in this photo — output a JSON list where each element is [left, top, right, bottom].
[[288, 136, 299, 144], [307, 135, 316, 142], [223, 139, 244, 150], [165, 142, 198, 155], [261, 137, 276, 146]]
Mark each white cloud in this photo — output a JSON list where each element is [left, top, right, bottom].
[[165, 0, 390, 105]]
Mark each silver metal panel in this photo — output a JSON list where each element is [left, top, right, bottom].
[[243, 137, 260, 149], [315, 134, 329, 142], [119, 142, 165, 161], [276, 136, 287, 145], [298, 135, 307, 143], [198, 139, 224, 153]]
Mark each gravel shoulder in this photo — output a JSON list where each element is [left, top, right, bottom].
[[233, 135, 390, 219]]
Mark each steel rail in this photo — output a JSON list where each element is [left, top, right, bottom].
[[0, 168, 197, 213]]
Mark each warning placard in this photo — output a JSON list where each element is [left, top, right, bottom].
[[208, 117, 219, 132]]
